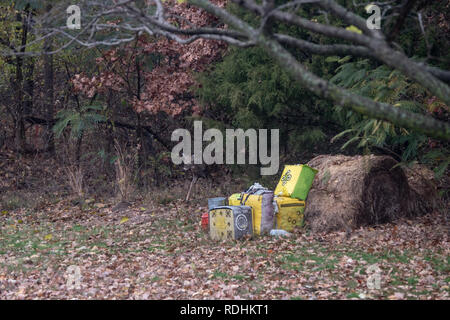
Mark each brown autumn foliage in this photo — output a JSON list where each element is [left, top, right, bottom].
[[71, 0, 227, 117]]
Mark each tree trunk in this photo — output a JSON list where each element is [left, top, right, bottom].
[[22, 59, 34, 117], [43, 4, 55, 154], [12, 7, 32, 153], [12, 53, 25, 152]]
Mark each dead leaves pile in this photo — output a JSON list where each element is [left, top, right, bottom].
[[0, 198, 448, 300]]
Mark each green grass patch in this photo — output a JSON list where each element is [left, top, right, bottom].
[[212, 270, 229, 279], [346, 292, 360, 299]]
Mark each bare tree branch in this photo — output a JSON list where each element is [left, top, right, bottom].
[[274, 33, 374, 57]]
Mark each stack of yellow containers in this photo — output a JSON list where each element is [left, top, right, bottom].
[[228, 164, 318, 234], [272, 164, 318, 232]]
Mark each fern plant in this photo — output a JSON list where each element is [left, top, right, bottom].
[[330, 58, 423, 149], [53, 105, 106, 139], [330, 58, 449, 178]]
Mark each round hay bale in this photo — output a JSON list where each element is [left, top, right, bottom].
[[404, 164, 438, 214], [304, 154, 417, 233]]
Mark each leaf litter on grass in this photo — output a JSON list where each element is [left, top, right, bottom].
[[0, 199, 448, 300]]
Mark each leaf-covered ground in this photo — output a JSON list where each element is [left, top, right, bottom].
[[0, 199, 448, 300]]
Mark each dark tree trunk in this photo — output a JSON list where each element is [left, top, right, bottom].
[[43, 40, 55, 153], [134, 58, 149, 187], [22, 59, 34, 117], [43, 4, 55, 154], [12, 7, 32, 153]]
